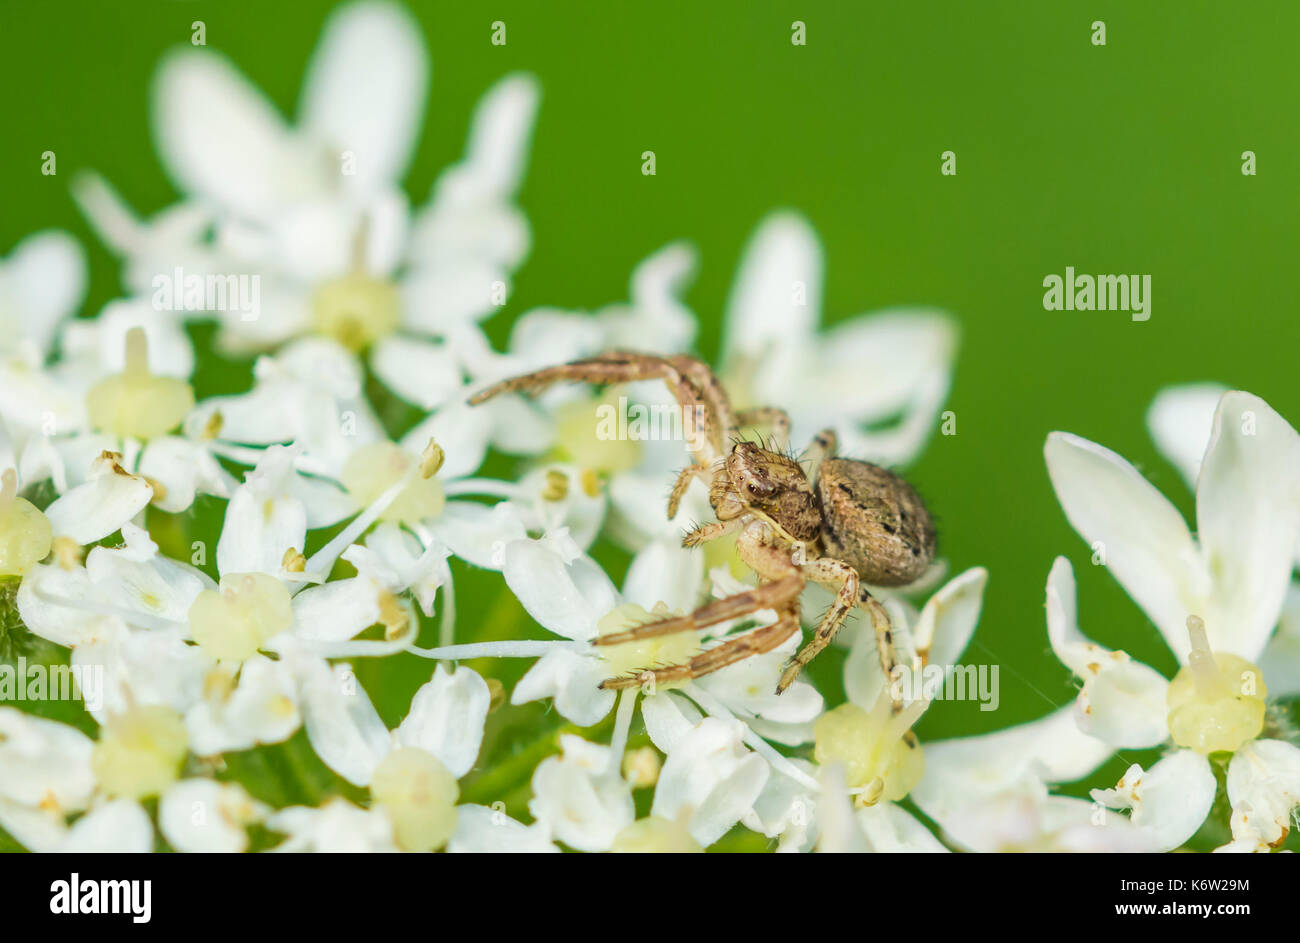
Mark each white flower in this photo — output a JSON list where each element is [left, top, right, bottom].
[[0, 708, 96, 851], [0, 230, 87, 447], [810, 567, 1144, 852], [293, 661, 495, 851], [650, 717, 770, 846], [1044, 389, 1300, 850], [718, 211, 956, 465], [528, 736, 634, 851], [84, 0, 540, 409]]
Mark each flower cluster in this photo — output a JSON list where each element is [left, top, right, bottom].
[[2, 2, 1296, 853]]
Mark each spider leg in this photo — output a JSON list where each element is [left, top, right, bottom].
[[735, 407, 791, 452], [777, 557, 860, 693], [593, 572, 804, 648], [667, 464, 713, 518], [802, 428, 838, 485], [668, 355, 737, 444], [682, 515, 744, 548], [601, 609, 800, 689], [469, 352, 725, 463]]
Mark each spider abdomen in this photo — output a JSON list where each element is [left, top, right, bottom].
[[815, 458, 936, 586]]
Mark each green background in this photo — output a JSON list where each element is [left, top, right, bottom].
[[3, 0, 1297, 848]]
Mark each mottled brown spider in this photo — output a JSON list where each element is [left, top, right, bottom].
[[470, 352, 936, 699]]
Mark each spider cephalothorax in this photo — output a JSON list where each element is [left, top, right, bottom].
[[470, 351, 937, 700]]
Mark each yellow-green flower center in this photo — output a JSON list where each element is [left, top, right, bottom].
[[341, 442, 446, 524], [554, 392, 643, 476], [0, 469, 51, 576], [1167, 615, 1267, 754], [370, 747, 459, 852], [188, 572, 293, 661], [92, 705, 188, 799], [596, 602, 701, 689], [86, 327, 194, 440], [311, 273, 401, 351], [814, 697, 926, 805]]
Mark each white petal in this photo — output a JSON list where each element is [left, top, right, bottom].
[[401, 261, 508, 332], [1195, 391, 1300, 661], [1090, 750, 1215, 851], [723, 212, 821, 363], [45, 453, 152, 544], [297, 659, 390, 786], [434, 73, 540, 205], [59, 800, 154, 853], [651, 718, 769, 847], [911, 706, 1115, 833], [1, 230, 86, 357], [510, 647, 615, 727], [137, 436, 232, 512], [153, 50, 315, 219], [216, 447, 308, 577], [186, 655, 300, 755], [159, 779, 265, 853], [0, 708, 96, 812], [911, 566, 987, 669], [1226, 738, 1300, 847], [78, 630, 211, 724], [298, 0, 428, 194], [1261, 583, 1300, 700], [741, 758, 818, 852], [85, 525, 210, 625], [395, 665, 490, 777], [1044, 430, 1207, 658], [370, 336, 464, 410], [814, 765, 870, 853], [447, 804, 559, 853], [640, 691, 703, 753], [622, 540, 704, 615], [290, 578, 383, 643], [0, 799, 67, 852], [1045, 557, 1170, 748], [1146, 383, 1228, 491], [16, 564, 121, 648], [426, 499, 527, 570], [502, 539, 616, 640], [857, 802, 948, 853]]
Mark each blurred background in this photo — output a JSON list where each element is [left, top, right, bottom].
[[2, 0, 1296, 846]]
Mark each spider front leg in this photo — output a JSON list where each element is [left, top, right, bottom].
[[469, 352, 724, 464], [601, 609, 801, 690], [667, 464, 712, 519], [593, 570, 804, 652]]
